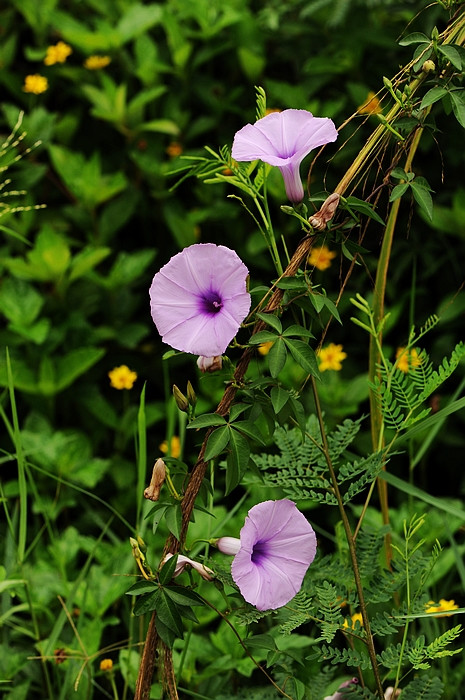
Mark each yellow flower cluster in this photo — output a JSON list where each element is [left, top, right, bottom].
[[99, 658, 113, 671], [108, 365, 137, 390], [84, 55, 111, 70], [308, 245, 337, 271], [44, 41, 72, 65], [258, 341, 273, 356], [160, 436, 181, 459], [318, 343, 347, 372], [425, 599, 458, 617], [395, 347, 421, 373], [23, 74, 48, 94], [343, 612, 364, 629]]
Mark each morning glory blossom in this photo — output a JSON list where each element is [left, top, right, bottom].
[[149, 243, 251, 357], [232, 109, 338, 203], [216, 499, 317, 610]]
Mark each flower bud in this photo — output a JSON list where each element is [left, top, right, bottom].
[[422, 59, 436, 73], [186, 380, 197, 406], [308, 193, 340, 230], [214, 536, 241, 555], [197, 355, 223, 373], [162, 552, 214, 581], [144, 458, 166, 501], [173, 384, 189, 412]]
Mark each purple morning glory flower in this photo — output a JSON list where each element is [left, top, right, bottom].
[[149, 243, 251, 357], [232, 109, 338, 203], [217, 499, 317, 610]]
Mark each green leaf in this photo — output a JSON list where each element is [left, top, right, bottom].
[[69, 247, 111, 281], [133, 590, 160, 616], [126, 580, 158, 596], [139, 119, 180, 135], [389, 183, 409, 202], [226, 429, 250, 495], [163, 586, 204, 607], [344, 196, 385, 225], [268, 337, 287, 378], [284, 339, 320, 379], [380, 472, 465, 523], [420, 87, 449, 110], [282, 324, 314, 338], [437, 45, 462, 70], [55, 347, 106, 392], [155, 617, 177, 648], [410, 181, 433, 220], [270, 386, 290, 414], [157, 590, 184, 637], [391, 167, 408, 180], [159, 553, 179, 586], [117, 3, 163, 43], [230, 421, 265, 444], [204, 426, 230, 461], [398, 32, 429, 46], [256, 312, 282, 333], [275, 277, 308, 290], [187, 413, 227, 429], [165, 505, 182, 540], [249, 330, 279, 345], [449, 90, 465, 129]]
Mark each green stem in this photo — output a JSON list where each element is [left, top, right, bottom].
[[310, 377, 384, 699]]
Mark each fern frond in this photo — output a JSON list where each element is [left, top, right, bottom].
[[311, 644, 372, 670], [400, 675, 444, 700], [355, 525, 391, 579], [279, 590, 315, 635], [328, 417, 364, 461], [418, 342, 465, 402], [315, 581, 346, 643], [369, 610, 404, 637]]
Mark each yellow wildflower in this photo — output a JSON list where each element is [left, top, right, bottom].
[[84, 55, 111, 70], [99, 658, 113, 671], [317, 343, 347, 372], [160, 436, 181, 459], [343, 612, 364, 629], [108, 365, 137, 390], [166, 141, 183, 157], [44, 41, 72, 65], [308, 245, 337, 271], [357, 91, 382, 115], [258, 341, 273, 356], [23, 74, 48, 94], [395, 347, 421, 373], [425, 599, 459, 617]]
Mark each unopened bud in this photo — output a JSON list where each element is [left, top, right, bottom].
[[173, 384, 189, 412], [422, 59, 436, 73], [186, 380, 197, 406], [144, 458, 166, 501], [197, 355, 223, 373], [137, 535, 147, 552]]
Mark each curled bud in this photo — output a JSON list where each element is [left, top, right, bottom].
[[144, 458, 166, 501], [173, 384, 189, 412], [162, 552, 214, 581], [197, 355, 223, 373], [422, 59, 436, 73], [308, 193, 340, 230], [186, 380, 197, 406]]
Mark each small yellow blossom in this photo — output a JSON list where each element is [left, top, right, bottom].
[[84, 55, 111, 70], [166, 141, 183, 157], [308, 245, 337, 271], [395, 347, 421, 373], [318, 343, 347, 372], [357, 91, 382, 115], [343, 612, 364, 629], [44, 41, 72, 65], [108, 365, 137, 390], [425, 599, 459, 617], [23, 74, 48, 94], [160, 435, 181, 459], [99, 658, 113, 671], [258, 341, 274, 356]]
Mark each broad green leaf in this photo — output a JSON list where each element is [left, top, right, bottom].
[[398, 32, 429, 46], [0, 278, 43, 325], [229, 403, 249, 422], [159, 553, 178, 586], [69, 247, 111, 282], [157, 590, 184, 637], [165, 505, 182, 540], [275, 277, 308, 290], [420, 87, 449, 110], [117, 3, 163, 42], [249, 330, 278, 345], [38, 356, 55, 396], [187, 413, 226, 429], [282, 324, 314, 338], [449, 90, 465, 129], [155, 617, 177, 648], [285, 339, 320, 379], [231, 421, 265, 444], [55, 347, 105, 392], [126, 580, 158, 596], [344, 196, 385, 225], [163, 586, 204, 607], [256, 312, 282, 334], [139, 119, 180, 135], [204, 426, 230, 461], [437, 45, 462, 70], [133, 590, 160, 616], [270, 386, 290, 414], [268, 337, 287, 378], [389, 183, 409, 202], [410, 181, 433, 220]]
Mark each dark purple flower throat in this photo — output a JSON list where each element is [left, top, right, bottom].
[[201, 289, 223, 315], [251, 540, 268, 565]]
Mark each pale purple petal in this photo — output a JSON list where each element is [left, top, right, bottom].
[[150, 243, 251, 356], [232, 109, 338, 203], [231, 499, 317, 610]]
